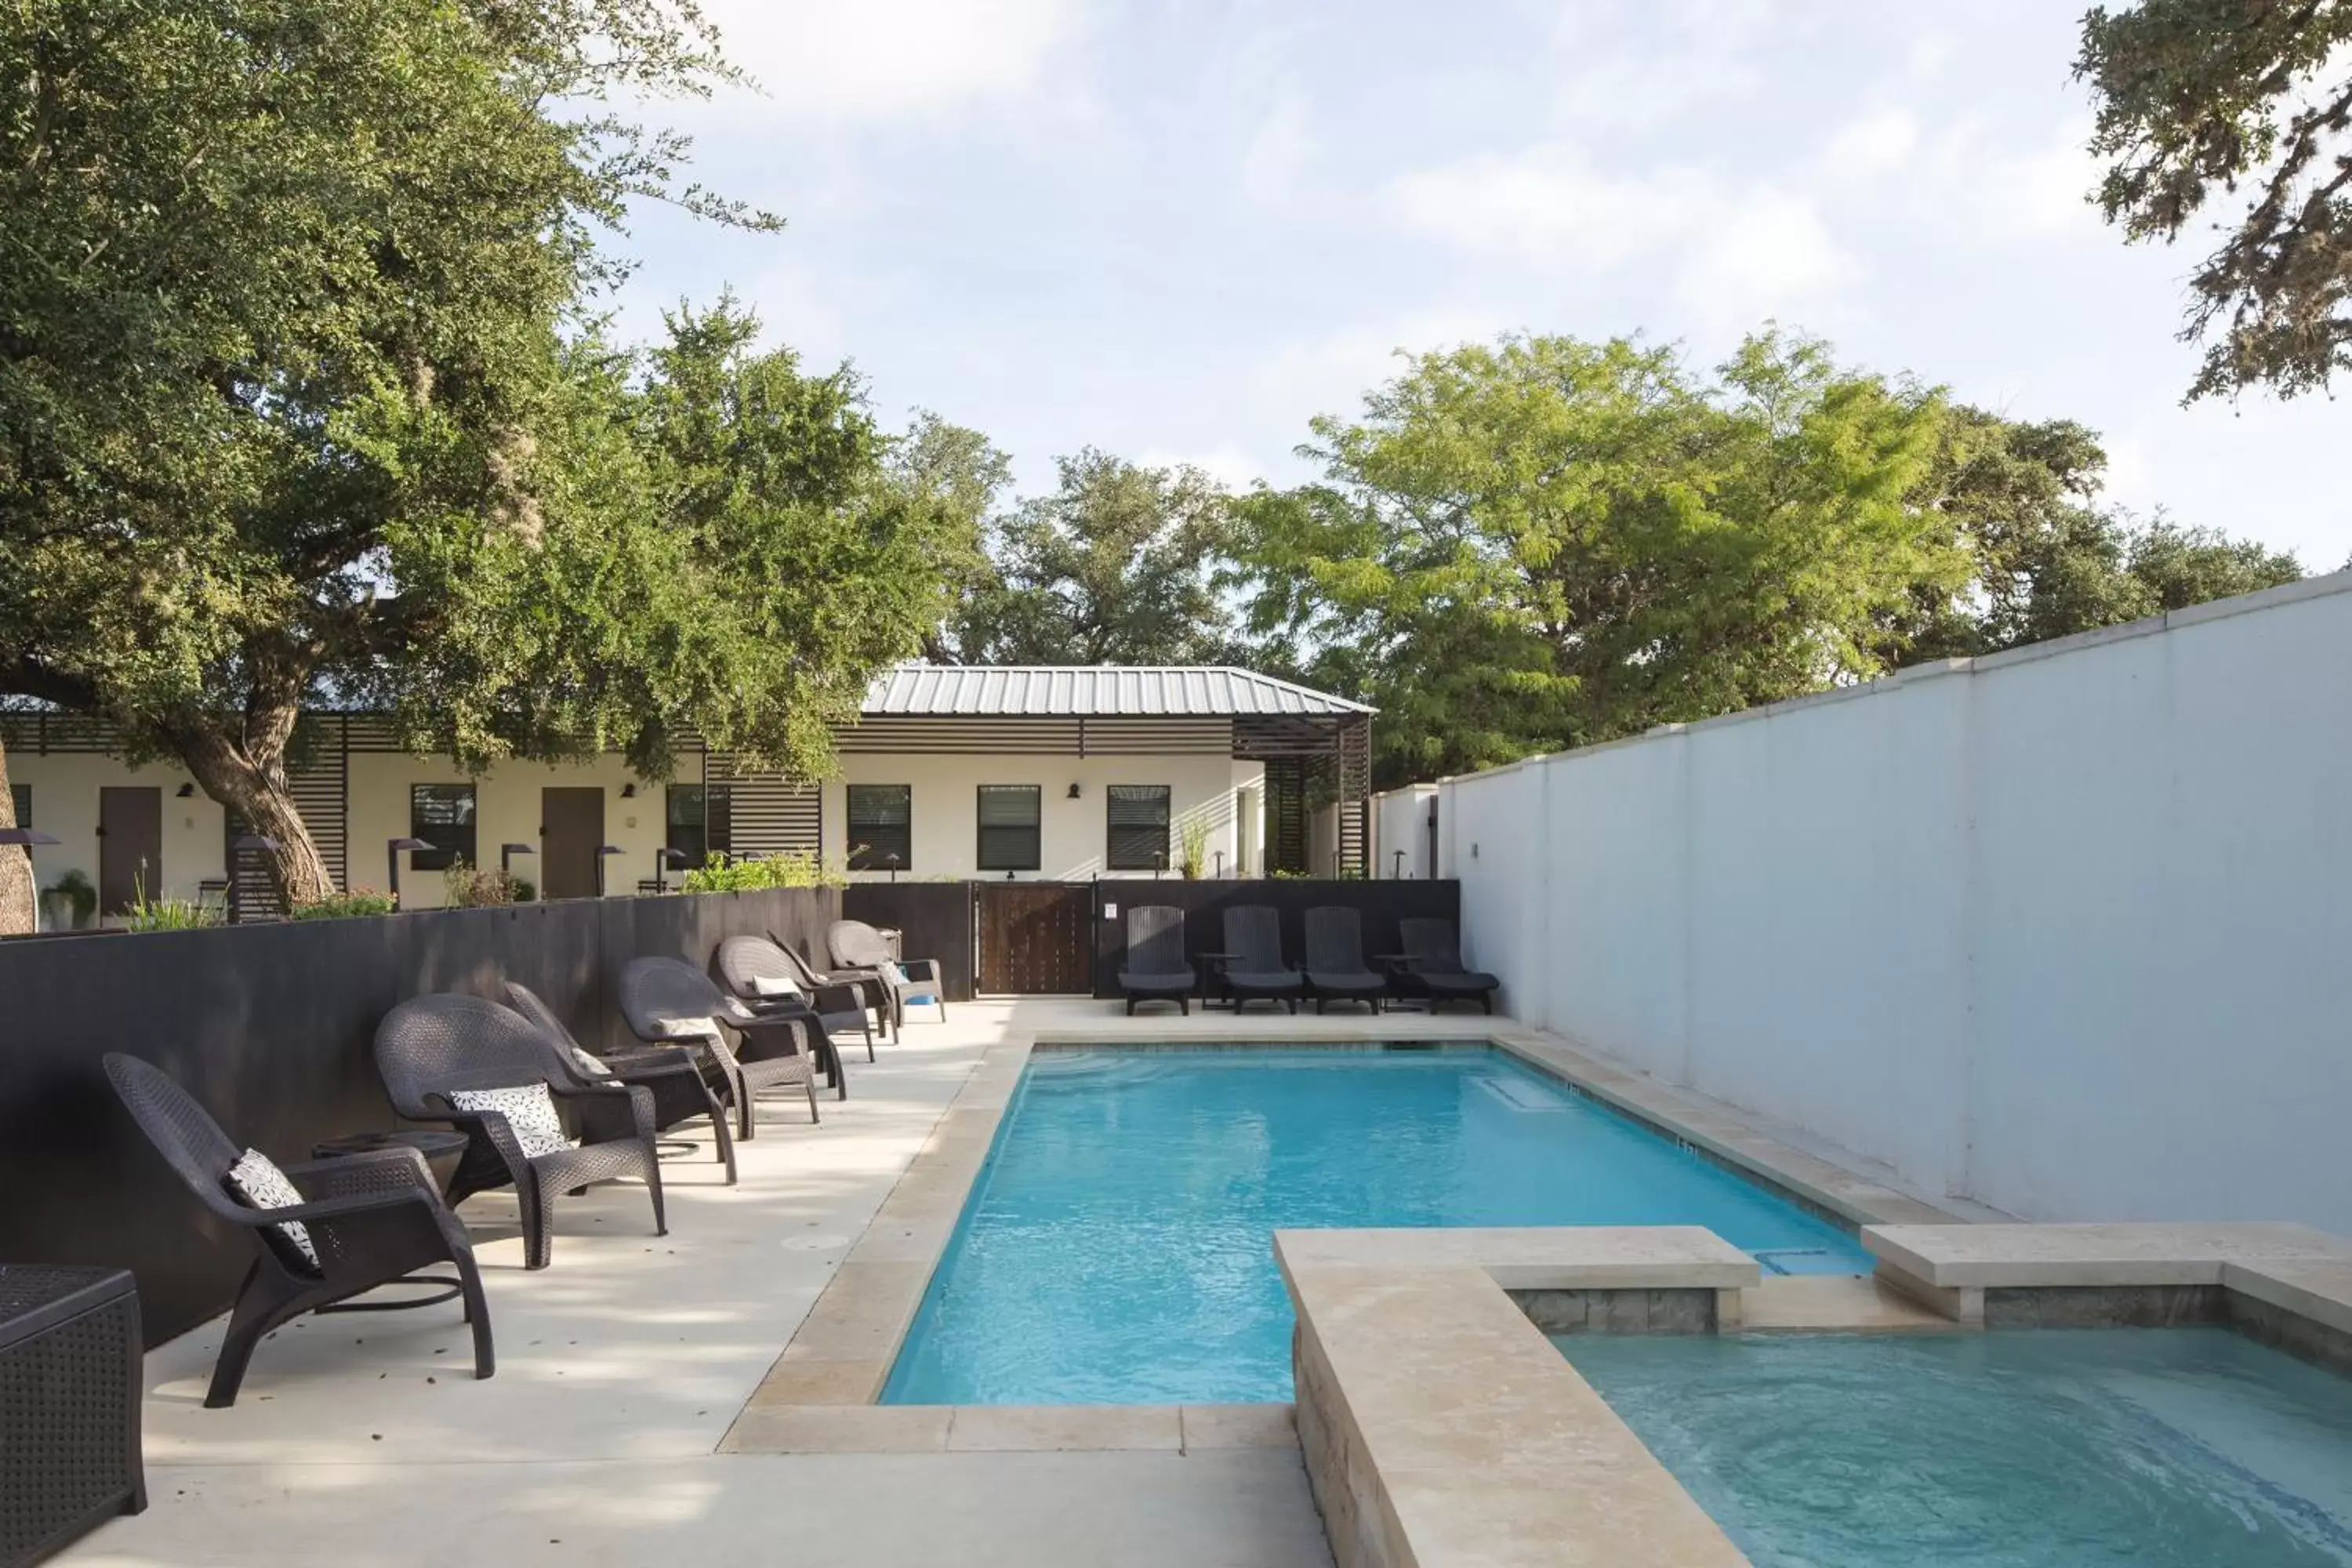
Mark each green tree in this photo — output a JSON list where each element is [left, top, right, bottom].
[[2078, 0, 2352, 398], [1886, 407, 2301, 663], [888, 412, 1013, 661], [949, 450, 1240, 665], [0, 0, 787, 915], [1233, 331, 1958, 783]]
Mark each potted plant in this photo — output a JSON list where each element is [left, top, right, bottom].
[[43, 869, 97, 931], [1178, 819, 1208, 880]]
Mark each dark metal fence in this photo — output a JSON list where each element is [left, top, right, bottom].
[[1087, 879, 1460, 998], [0, 887, 839, 1345]]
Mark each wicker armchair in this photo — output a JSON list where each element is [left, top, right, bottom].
[[373, 994, 666, 1270], [768, 929, 895, 1042], [501, 982, 738, 1187], [714, 935, 877, 1065], [103, 1053, 492, 1407], [828, 920, 948, 1029], [616, 957, 822, 1138]]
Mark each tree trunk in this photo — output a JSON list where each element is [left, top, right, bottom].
[[0, 735, 32, 935], [171, 725, 336, 911]]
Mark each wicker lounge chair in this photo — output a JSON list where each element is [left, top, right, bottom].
[[616, 956, 824, 1136], [1303, 906, 1387, 1014], [1398, 917, 1500, 1013], [714, 935, 877, 1065], [828, 920, 948, 1029], [769, 930, 896, 1044], [1216, 905, 1304, 1013], [500, 982, 739, 1186], [1117, 905, 1196, 1014], [374, 993, 666, 1270], [104, 1053, 493, 1406]]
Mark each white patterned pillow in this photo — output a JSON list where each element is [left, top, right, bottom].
[[448, 1083, 572, 1159], [227, 1148, 321, 1270], [751, 974, 802, 998]]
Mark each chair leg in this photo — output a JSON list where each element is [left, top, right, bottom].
[[644, 1146, 668, 1236], [1179, 997, 1189, 1016], [454, 1253, 496, 1381], [712, 1103, 739, 1185], [804, 1072, 821, 1124], [520, 1171, 553, 1270], [204, 1265, 286, 1409]]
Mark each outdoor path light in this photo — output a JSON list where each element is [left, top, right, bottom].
[[387, 837, 431, 907], [594, 844, 625, 897], [500, 842, 535, 876], [654, 847, 689, 893]]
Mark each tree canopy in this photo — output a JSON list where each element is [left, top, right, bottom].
[[2078, 0, 2352, 398], [946, 450, 1240, 666], [0, 0, 874, 913], [1229, 331, 1963, 782]]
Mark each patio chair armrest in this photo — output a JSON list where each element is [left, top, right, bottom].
[[898, 957, 943, 985], [599, 1045, 703, 1080], [281, 1147, 437, 1199], [568, 1080, 657, 1145], [426, 1103, 536, 1181], [234, 1185, 443, 1228]]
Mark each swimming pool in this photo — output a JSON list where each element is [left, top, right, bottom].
[[1562, 1329, 2352, 1568], [882, 1044, 1872, 1405]]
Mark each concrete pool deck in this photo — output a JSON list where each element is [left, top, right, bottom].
[[64, 997, 2022, 1565]]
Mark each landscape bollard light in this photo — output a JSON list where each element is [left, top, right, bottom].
[[654, 846, 689, 893], [501, 842, 536, 877], [594, 844, 625, 897], [387, 837, 431, 908]]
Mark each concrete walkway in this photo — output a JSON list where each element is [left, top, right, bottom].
[[70, 1000, 1346, 1567]]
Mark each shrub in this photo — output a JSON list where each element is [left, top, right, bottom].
[[680, 850, 844, 893], [444, 858, 517, 907], [511, 877, 537, 902], [1178, 819, 1208, 880], [291, 887, 400, 920], [47, 868, 97, 927]]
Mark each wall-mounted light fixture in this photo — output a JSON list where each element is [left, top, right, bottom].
[[619, 782, 637, 799], [1066, 782, 1083, 799], [175, 782, 195, 799]]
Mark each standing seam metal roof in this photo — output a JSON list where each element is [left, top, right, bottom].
[[861, 665, 1374, 718]]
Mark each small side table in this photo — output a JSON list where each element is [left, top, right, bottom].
[[311, 1130, 470, 1200], [0, 1265, 144, 1566]]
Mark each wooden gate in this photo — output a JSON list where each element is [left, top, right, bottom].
[[977, 881, 1094, 995]]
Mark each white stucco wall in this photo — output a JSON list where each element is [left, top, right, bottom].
[[5, 753, 225, 919], [348, 753, 668, 908], [825, 753, 1263, 881], [1439, 572, 2352, 1233], [1370, 785, 1440, 879]]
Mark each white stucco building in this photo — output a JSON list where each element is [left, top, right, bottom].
[[4, 665, 1375, 916]]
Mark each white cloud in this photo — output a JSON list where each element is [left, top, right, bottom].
[[1138, 445, 1270, 492], [1821, 107, 1921, 183], [1674, 187, 1862, 328], [1253, 307, 1514, 430], [691, 0, 1084, 122]]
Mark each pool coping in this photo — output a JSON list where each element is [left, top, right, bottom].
[[720, 1018, 1975, 1455]]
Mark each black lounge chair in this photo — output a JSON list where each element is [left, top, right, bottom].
[[769, 929, 896, 1043], [1399, 917, 1500, 1014], [502, 981, 739, 1187], [1118, 905, 1196, 1014], [375, 993, 666, 1270], [829, 920, 948, 1029], [715, 935, 877, 1065], [617, 956, 824, 1136], [105, 1052, 493, 1406], [1216, 905, 1304, 1013], [1304, 906, 1386, 1014]]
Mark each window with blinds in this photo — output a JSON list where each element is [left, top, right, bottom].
[[976, 784, 1041, 872], [1105, 784, 1172, 871], [409, 784, 477, 871], [847, 783, 913, 872]]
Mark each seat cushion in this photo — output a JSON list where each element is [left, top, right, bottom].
[[448, 1083, 573, 1159], [227, 1148, 321, 1270]]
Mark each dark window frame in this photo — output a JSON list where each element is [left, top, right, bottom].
[[975, 784, 1042, 873], [666, 783, 731, 869], [408, 783, 477, 873], [1105, 784, 1173, 871], [846, 783, 913, 873]]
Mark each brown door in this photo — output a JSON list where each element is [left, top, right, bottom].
[[99, 786, 162, 916], [540, 787, 605, 899], [978, 882, 1094, 994]]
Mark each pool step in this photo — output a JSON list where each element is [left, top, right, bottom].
[[1473, 1076, 1570, 1112]]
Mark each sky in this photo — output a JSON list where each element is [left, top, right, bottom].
[[609, 0, 2352, 569]]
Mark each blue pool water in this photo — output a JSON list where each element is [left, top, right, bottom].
[[1562, 1330, 2352, 1568], [883, 1045, 1872, 1405]]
